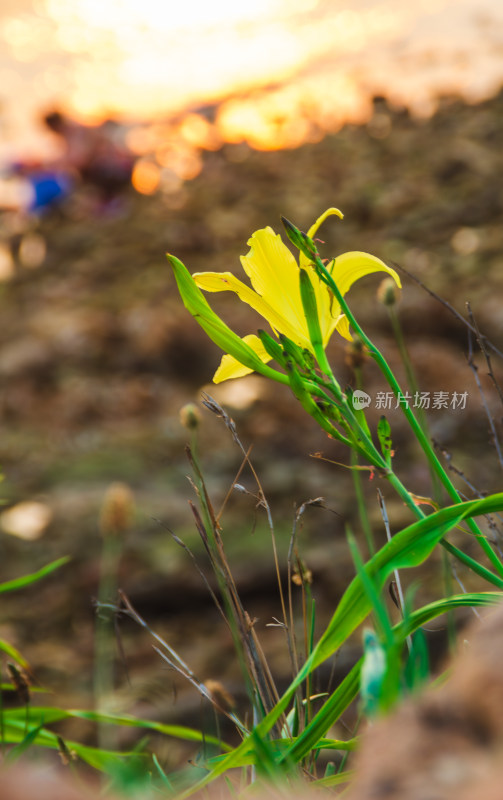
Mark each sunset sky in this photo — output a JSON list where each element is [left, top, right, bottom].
[[0, 0, 502, 159]]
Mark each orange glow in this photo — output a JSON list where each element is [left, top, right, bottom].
[[0, 0, 502, 172], [215, 74, 372, 151], [125, 127, 155, 157], [217, 69, 379, 151], [131, 160, 160, 195], [155, 146, 202, 181], [178, 115, 222, 151], [173, 153, 203, 182]]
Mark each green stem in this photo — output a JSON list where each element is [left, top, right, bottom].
[[305, 363, 425, 519], [388, 303, 456, 641], [370, 336, 502, 574], [188, 443, 277, 720], [387, 305, 442, 500], [351, 366, 375, 557], [351, 448, 376, 557], [94, 533, 121, 752], [305, 246, 503, 579], [313, 384, 503, 589]]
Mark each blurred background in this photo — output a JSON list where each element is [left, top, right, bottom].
[[0, 0, 503, 768]]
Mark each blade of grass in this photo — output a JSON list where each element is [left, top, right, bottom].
[[309, 494, 503, 672], [0, 557, 70, 594], [280, 590, 501, 764], [3, 707, 231, 750], [175, 496, 503, 796]]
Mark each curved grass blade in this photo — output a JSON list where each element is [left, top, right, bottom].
[[204, 736, 357, 770], [396, 591, 503, 640], [311, 769, 356, 788], [0, 557, 70, 594], [175, 495, 503, 796], [0, 717, 130, 771], [308, 494, 503, 671], [2, 707, 230, 751], [0, 641, 30, 670], [280, 590, 502, 764], [5, 723, 44, 764]]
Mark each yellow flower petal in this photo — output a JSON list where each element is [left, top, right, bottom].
[[298, 208, 344, 270], [306, 207, 344, 241], [194, 270, 311, 348], [191, 212, 402, 383], [298, 209, 344, 339], [334, 314, 352, 341], [213, 334, 271, 383], [240, 227, 307, 336], [329, 252, 401, 297]]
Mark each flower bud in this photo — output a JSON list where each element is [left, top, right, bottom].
[[205, 678, 236, 711], [100, 482, 134, 537], [179, 402, 201, 430], [7, 663, 31, 705], [292, 560, 313, 586], [377, 277, 401, 307]]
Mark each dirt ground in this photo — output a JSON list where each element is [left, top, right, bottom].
[[0, 88, 502, 769]]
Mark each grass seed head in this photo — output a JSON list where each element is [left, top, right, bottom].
[[179, 402, 201, 430], [205, 679, 236, 711], [100, 482, 134, 536], [377, 276, 401, 307]]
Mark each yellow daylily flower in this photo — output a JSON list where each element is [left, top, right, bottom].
[[194, 209, 401, 383]]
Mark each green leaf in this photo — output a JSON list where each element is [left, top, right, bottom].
[[3, 707, 229, 751], [66, 710, 231, 750], [182, 585, 503, 797], [250, 730, 287, 780], [5, 723, 45, 764], [0, 641, 30, 670], [0, 716, 130, 771], [204, 736, 357, 769], [405, 628, 429, 691], [309, 493, 503, 671], [279, 660, 362, 766], [152, 753, 174, 790], [0, 706, 233, 774], [0, 557, 70, 595], [395, 592, 503, 640], [0, 683, 46, 693], [277, 491, 503, 759], [346, 530, 392, 645], [280, 590, 502, 765], [168, 255, 289, 385], [169, 491, 503, 798], [311, 769, 356, 788]]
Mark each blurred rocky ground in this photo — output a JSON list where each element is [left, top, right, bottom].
[[0, 90, 502, 766]]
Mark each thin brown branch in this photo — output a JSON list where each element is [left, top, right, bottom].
[[465, 324, 503, 470], [391, 260, 503, 359], [466, 302, 503, 407]]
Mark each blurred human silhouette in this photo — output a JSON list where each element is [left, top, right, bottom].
[[43, 110, 134, 202]]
